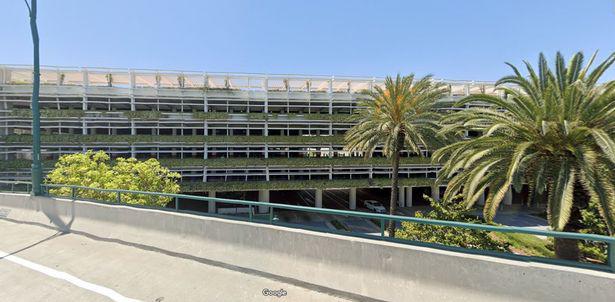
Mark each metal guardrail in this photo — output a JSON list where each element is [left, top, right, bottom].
[[0, 180, 32, 193], [1, 180, 613, 272]]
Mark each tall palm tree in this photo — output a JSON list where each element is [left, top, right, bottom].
[[434, 51, 615, 259], [345, 74, 448, 236]]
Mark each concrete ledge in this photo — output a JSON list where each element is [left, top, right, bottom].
[[1, 193, 613, 301]]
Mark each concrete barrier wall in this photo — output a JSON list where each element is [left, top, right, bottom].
[[1, 193, 613, 302]]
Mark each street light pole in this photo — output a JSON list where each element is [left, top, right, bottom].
[[25, 0, 42, 195]]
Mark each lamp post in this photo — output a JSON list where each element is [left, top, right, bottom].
[[25, 0, 42, 195]]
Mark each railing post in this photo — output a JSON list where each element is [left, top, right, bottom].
[[608, 242, 615, 272], [269, 207, 274, 224], [248, 205, 253, 221], [380, 219, 385, 237], [71, 186, 76, 200], [116, 191, 121, 204], [174, 197, 179, 211]]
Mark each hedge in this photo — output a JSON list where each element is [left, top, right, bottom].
[[193, 112, 360, 122], [3, 134, 346, 144], [159, 156, 435, 167], [180, 177, 437, 192], [0, 156, 435, 171], [8, 109, 360, 123], [10, 109, 86, 118]]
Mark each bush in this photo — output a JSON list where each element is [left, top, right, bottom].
[[579, 201, 610, 262], [395, 195, 508, 252], [46, 150, 180, 207]]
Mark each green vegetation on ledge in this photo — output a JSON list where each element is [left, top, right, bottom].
[[8, 109, 361, 123], [10, 109, 86, 118], [180, 177, 436, 192], [3, 134, 345, 144], [0, 156, 436, 170], [192, 112, 361, 122]]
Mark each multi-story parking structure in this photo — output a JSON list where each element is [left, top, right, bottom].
[[0, 64, 516, 212]]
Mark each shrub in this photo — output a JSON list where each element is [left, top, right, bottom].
[[579, 201, 610, 262], [46, 150, 180, 207], [395, 195, 508, 252]]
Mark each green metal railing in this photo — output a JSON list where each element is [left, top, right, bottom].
[[1, 181, 613, 272], [0, 180, 32, 193]]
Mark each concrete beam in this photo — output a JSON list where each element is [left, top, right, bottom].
[[349, 188, 356, 210], [208, 191, 216, 214], [315, 189, 323, 208]]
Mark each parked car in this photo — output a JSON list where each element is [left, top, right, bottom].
[[363, 200, 386, 213]]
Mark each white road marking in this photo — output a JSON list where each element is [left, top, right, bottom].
[[0, 250, 140, 302]]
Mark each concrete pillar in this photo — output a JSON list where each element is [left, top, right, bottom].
[[208, 191, 216, 214], [406, 186, 413, 207], [328, 77, 333, 114], [264, 77, 269, 115], [349, 188, 356, 210], [504, 188, 513, 206], [431, 185, 440, 201], [315, 189, 323, 208], [398, 186, 405, 207], [258, 189, 270, 214], [478, 191, 485, 205]]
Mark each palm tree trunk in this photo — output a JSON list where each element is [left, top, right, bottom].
[[553, 183, 587, 260], [387, 134, 404, 237], [554, 222, 580, 260]]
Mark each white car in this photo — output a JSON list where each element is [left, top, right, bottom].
[[363, 200, 386, 213]]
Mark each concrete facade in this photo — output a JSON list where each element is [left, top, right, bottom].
[[0, 64, 498, 210], [1, 193, 613, 302]]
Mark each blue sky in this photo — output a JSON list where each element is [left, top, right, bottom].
[[2, 0, 614, 81]]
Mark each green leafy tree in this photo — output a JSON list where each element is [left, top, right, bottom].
[[396, 195, 508, 252], [46, 150, 181, 207], [434, 51, 615, 260], [344, 74, 449, 236]]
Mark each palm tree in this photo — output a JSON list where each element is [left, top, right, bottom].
[[345, 74, 449, 236], [434, 51, 615, 260]]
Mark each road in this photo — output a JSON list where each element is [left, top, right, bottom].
[[0, 219, 355, 302]]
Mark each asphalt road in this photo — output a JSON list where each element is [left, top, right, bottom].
[[0, 219, 353, 302]]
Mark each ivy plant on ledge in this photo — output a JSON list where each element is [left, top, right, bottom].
[[1, 156, 436, 171], [123, 111, 163, 120], [192, 112, 231, 120], [10, 109, 86, 118], [158, 156, 435, 167], [3, 134, 346, 144], [180, 177, 437, 192], [192, 112, 361, 122], [7, 109, 360, 123]]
